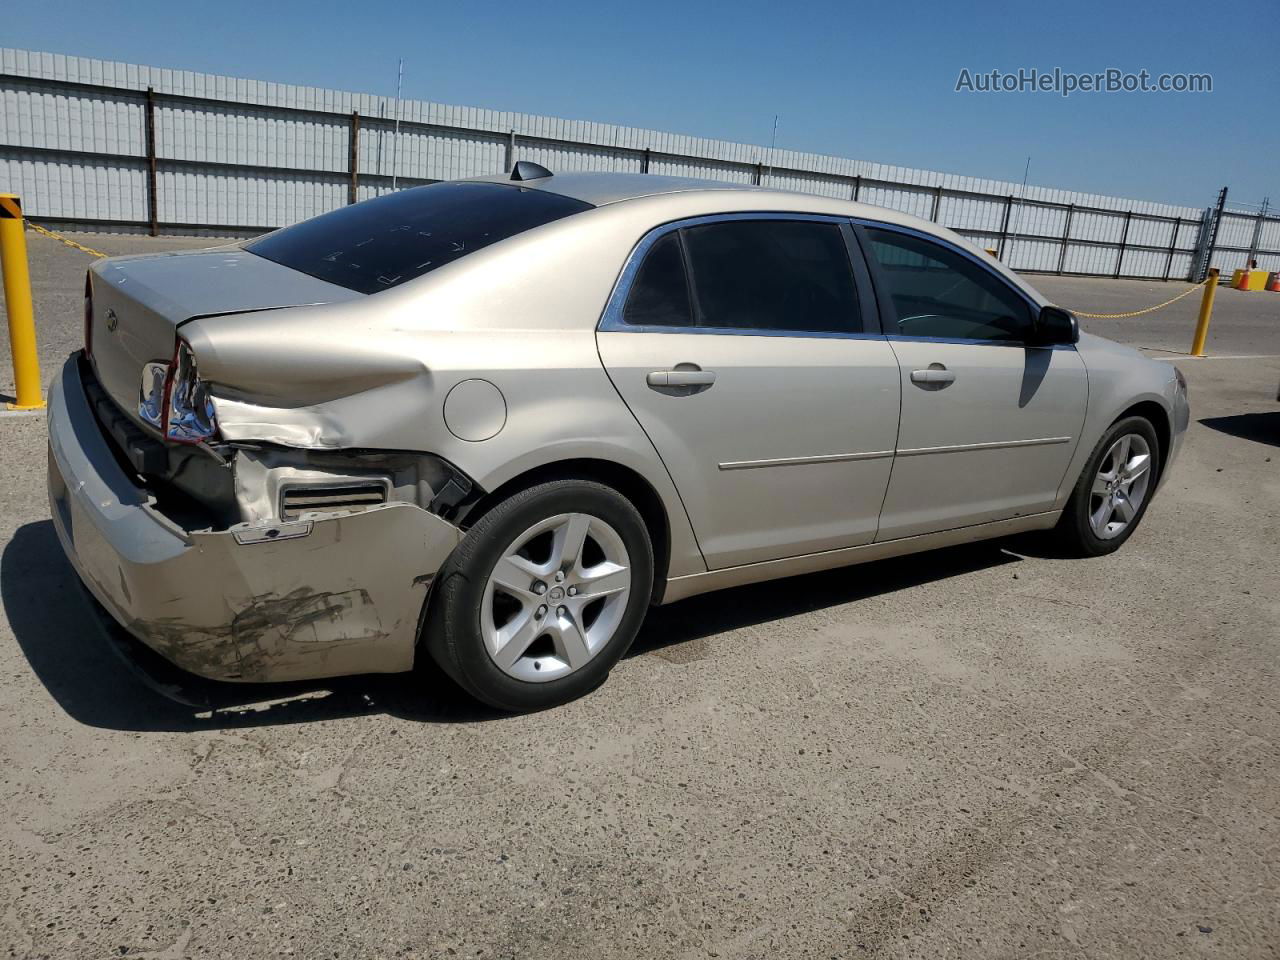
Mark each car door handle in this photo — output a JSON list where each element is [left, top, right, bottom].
[[647, 369, 717, 387], [910, 367, 956, 385]]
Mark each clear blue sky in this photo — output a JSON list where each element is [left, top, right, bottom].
[[7, 0, 1275, 208]]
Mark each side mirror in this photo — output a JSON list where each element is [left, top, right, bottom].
[[1032, 305, 1079, 346]]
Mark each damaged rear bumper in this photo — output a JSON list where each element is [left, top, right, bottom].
[[47, 356, 462, 683]]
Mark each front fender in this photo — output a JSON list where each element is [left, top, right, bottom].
[[1056, 334, 1182, 508]]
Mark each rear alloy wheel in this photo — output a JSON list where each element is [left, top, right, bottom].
[[1057, 416, 1161, 556], [481, 512, 633, 682], [423, 480, 653, 711]]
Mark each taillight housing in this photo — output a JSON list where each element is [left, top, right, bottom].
[[165, 341, 218, 443], [83, 273, 93, 358], [137, 339, 219, 444]]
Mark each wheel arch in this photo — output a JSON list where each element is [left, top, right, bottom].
[[457, 458, 672, 603], [1113, 399, 1172, 482]]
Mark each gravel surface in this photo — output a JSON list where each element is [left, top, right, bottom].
[[1, 232, 1278, 958]]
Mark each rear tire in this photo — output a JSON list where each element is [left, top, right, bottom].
[[422, 479, 653, 712], [1056, 415, 1161, 557]]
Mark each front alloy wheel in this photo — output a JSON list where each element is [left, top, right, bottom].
[[1087, 433, 1153, 540], [1057, 415, 1161, 556]]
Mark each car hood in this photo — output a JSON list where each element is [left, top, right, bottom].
[[1074, 331, 1161, 366]]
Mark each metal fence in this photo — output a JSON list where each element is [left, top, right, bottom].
[[2, 48, 1275, 281], [1201, 191, 1280, 278]]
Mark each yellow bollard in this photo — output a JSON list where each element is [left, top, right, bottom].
[[1189, 268, 1219, 358], [0, 194, 44, 410]]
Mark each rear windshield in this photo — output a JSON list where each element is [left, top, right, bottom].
[[245, 181, 593, 294]]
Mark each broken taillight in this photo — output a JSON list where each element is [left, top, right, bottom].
[[137, 339, 219, 444], [165, 340, 218, 444]]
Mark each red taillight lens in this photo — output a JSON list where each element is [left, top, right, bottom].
[[83, 273, 93, 358]]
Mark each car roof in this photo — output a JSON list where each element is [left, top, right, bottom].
[[465, 171, 1047, 307], [468, 171, 761, 206]]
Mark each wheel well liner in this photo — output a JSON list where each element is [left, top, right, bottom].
[[458, 459, 671, 603]]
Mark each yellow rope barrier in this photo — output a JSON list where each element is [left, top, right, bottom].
[[25, 221, 109, 259], [1064, 277, 1210, 319]]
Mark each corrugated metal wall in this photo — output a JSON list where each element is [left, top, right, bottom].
[[3, 47, 1269, 279]]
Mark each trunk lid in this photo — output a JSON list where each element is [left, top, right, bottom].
[[87, 246, 362, 428]]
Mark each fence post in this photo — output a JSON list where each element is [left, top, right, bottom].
[[1164, 217, 1180, 281], [1114, 210, 1132, 279], [348, 112, 360, 204], [996, 195, 1014, 261], [0, 194, 43, 410], [144, 87, 159, 236], [1199, 186, 1228, 281], [1246, 197, 1268, 268], [1057, 204, 1075, 275]]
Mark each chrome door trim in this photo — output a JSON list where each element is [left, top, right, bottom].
[[659, 510, 1062, 604], [597, 211, 876, 337], [895, 436, 1072, 457], [718, 449, 895, 471]]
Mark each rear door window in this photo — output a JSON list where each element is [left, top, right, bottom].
[[246, 181, 592, 294], [622, 232, 694, 327], [679, 219, 862, 334]]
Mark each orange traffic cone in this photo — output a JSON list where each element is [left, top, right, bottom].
[[1268, 272, 1280, 292]]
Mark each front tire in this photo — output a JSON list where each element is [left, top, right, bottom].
[[423, 479, 654, 712], [1056, 415, 1161, 556]]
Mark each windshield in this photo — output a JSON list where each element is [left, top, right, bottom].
[[245, 181, 593, 294]]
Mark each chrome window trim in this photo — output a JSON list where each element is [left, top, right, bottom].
[[884, 335, 1077, 350], [852, 218, 1071, 349], [598, 212, 877, 339], [603, 324, 888, 340]]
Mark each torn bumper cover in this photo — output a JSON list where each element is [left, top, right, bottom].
[[47, 356, 462, 683]]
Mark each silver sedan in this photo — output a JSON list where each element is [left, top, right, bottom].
[[48, 166, 1189, 710]]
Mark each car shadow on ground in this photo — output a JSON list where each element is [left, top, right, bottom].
[[3, 520, 499, 732], [1199, 412, 1280, 448], [5, 519, 1020, 733], [632, 543, 1020, 659]]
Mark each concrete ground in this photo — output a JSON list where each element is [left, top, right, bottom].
[[1, 231, 1279, 959]]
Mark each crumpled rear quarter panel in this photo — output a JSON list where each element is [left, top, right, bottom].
[[48, 358, 463, 683]]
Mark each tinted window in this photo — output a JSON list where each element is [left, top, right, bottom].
[[622, 232, 693, 327], [681, 220, 861, 334], [865, 228, 1033, 341], [246, 182, 592, 294]]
